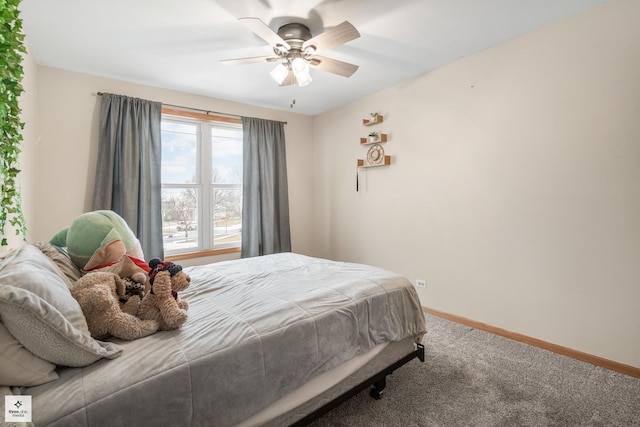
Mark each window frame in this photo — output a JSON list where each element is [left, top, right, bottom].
[[161, 107, 243, 259]]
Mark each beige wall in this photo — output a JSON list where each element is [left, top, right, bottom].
[[27, 67, 315, 261], [313, 0, 640, 368], [18, 0, 639, 368]]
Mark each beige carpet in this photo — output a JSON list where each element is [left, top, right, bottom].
[[309, 312, 640, 426]]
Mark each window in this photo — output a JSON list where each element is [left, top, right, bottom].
[[160, 111, 242, 255]]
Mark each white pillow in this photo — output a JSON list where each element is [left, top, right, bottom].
[[0, 321, 58, 387], [0, 244, 122, 367]]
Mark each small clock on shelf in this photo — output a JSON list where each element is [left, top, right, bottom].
[[366, 144, 385, 166]]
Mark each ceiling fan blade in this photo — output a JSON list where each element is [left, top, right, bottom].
[[302, 21, 360, 54], [308, 56, 359, 78], [239, 17, 291, 53], [221, 56, 280, 65]]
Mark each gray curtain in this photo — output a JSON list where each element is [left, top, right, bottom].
[[241, 117, 291, 257], [92, 92, 164, 260]]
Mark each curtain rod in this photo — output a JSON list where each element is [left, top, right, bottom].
[[96, 92, 287, 124]]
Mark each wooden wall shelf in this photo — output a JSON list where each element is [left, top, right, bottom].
[[357, 156, 391, 168], [360, 134, 388, 145], [362, 115, 383, 126]]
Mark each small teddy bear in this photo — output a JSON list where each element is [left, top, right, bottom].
[[72, 272, 159, 341], [137, 259, 191, 331], [118, 271, 147, 317]]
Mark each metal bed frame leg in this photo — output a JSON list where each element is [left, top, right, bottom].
[[370, 377, 386, 399], [369, 343, 423, 400]]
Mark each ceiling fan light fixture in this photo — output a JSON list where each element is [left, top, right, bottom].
[[291, 57, 309, 75], [291, 57, 312, 87], [270, 63, 289, 84], [296, 70, 312, 87]]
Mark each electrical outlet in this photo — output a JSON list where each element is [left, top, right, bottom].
[[416, 279, 427, 288]]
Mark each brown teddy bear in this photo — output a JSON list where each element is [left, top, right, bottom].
[[137, 259, 191, 330], [118, 272, 147, 316], [81, 254, 151, 317], [72, 272, 159, 340]]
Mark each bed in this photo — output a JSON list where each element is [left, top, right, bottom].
[[0, 243, 426, 426]]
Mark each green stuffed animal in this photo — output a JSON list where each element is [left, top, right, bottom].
[[50, 210, 144, 271]]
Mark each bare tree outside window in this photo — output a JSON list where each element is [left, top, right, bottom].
[[162, 188, 197, 239]]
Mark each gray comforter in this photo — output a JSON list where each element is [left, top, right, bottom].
[[26, 253, 426, 426]]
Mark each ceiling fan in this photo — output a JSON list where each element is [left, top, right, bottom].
[[221, 18, 360, 87]]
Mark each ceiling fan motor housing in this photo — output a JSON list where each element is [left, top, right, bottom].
[[277, 23, 312, 44], [275, 23, 316, 57]]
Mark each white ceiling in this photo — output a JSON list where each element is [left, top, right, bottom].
[[19, 0, 606, 116]]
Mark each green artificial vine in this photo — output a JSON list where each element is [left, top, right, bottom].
[[0, 0, 27, 246]]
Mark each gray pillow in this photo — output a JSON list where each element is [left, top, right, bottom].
[[0, 320, 58, 387], [0, 244, 122, 367], [33, 241, 82, 287]]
